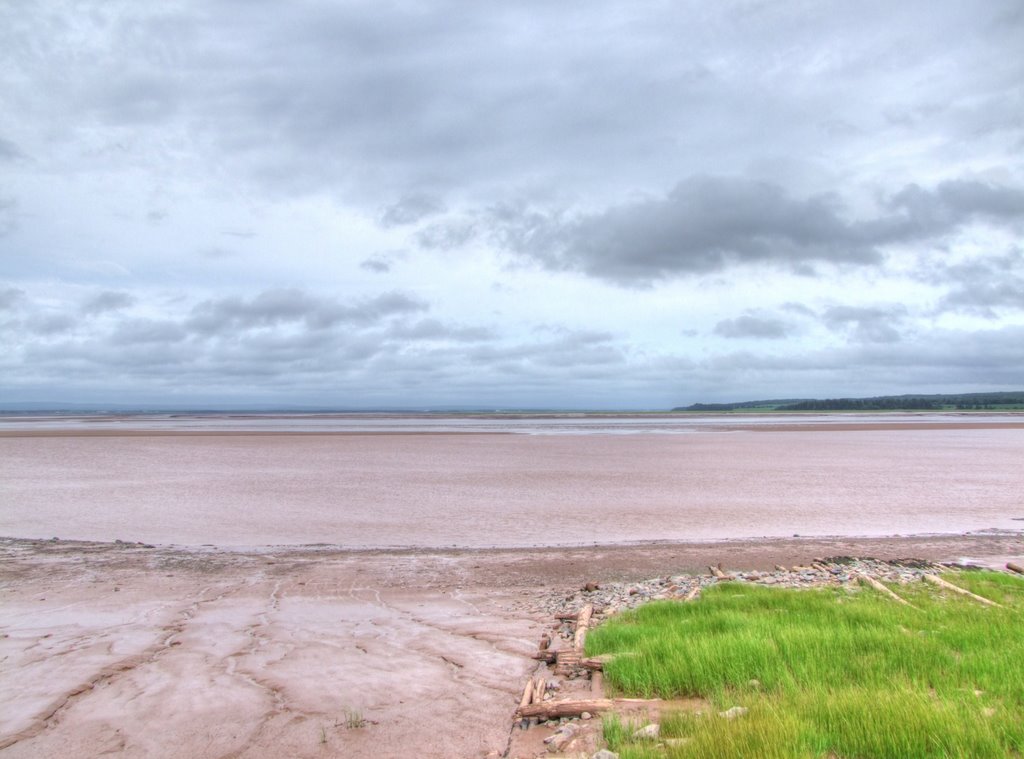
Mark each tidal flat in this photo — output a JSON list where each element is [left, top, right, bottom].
[[1, 414, 1023, 757]]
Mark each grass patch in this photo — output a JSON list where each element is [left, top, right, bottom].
[[588, 572, 1024, 758]]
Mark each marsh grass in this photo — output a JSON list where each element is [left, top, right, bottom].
[[588, 572, 1024, 758]]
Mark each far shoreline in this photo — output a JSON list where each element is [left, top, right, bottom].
[[5, 530, 1022, 577]]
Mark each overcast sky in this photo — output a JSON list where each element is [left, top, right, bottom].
[[1, 1, 1023, 409]]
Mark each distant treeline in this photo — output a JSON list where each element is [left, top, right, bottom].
[[781, 397, 940, 411], [675, 391, 1024, 412]]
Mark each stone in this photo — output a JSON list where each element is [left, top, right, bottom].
[[632, 723, 660, 740], [719, 706, 749, 719], [544, 722, 579, 751], [591, 751, 619, 759], [581, 711, 591, 720]]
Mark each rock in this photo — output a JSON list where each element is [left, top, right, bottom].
[[748, 679, 761, 688], [584, 582, 600, 592], [591, 751, 619, 759], [719, 706, 749, 719], [581, 711, 591, 720], [632, 723, 660, 740], [544, 722, 579, 751]]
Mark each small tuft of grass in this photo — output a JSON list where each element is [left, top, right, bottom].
[[338, 709, 368, 729], [588, 571, 1024, 758]]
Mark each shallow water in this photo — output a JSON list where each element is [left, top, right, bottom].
[[2, 416, 1023, 548]]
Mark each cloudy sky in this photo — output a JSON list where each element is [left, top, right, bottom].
[[1, 1, 1022, 409]]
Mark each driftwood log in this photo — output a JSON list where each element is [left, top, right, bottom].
[[574, 604, 594, 651], [553, 649, 581, 676], [856, 574, 912, 606], [532, 677, 546, 704], [683, 585, 700, 602], [518, 697, 662, 719], [710, 565, 727, 579], [1007, 562, 1024, 576], [519, 678, 535, 710], [923, 573, 1002, 607]]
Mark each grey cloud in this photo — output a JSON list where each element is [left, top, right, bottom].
[[885, 180, 1024, 236], [478, 176, 1024, 285], [360, 256, 392, 273], [822, 305, 907, 344], [15, 1, 1018, 209], [26, 313, 76, 335], [0, 286, 26, 310], [781, 302, 816, 317], [688, 323, 1024, 401], [81, 290, 136, 315], [379, 194, 446, 228], [940, 280, 1024, 317], [109, 319, 187, 345], [927, 250, 1024, 316], [186, 289, 427, 335], [714, 314, 792, 340], [416, 219, 479, 251]]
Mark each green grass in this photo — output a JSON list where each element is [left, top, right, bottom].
[[587, 572, 1024, 758]]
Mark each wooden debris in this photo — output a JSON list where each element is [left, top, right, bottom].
[[518, 698, 662, 720], [574, 604, 594, 651], [683, 585, 700, 602], [856, 573, 912, 607], [580, 653, 624, 671], [923, 574, 1002, 607], [1007, 562, 1024, 576], [812, 562, 829, 572], [554, 649, 581, 676], [531, 650, 556, 663], [519, 677, 535, 710], [538, 633, 551, 650], [532, 677, 547, 704], [591, 670, 603, 696], [710, 565, 727, 579], [519, 698, 614, 719], [774, 564, 788, 572]]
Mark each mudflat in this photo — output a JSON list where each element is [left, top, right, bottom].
[[2, 421, 1024, 546], [3, 533, 1023, 758], [2, 414, 1023, 757]]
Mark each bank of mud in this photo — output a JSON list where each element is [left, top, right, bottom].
[[1, 532, 1022, 758]]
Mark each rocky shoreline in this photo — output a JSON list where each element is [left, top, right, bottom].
[[536, 555, 994, 642]]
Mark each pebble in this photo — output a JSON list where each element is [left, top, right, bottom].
[[533, 557, 946, 619]]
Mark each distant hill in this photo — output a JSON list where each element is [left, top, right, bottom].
[[674, 391, 1024, 412]]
